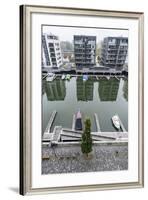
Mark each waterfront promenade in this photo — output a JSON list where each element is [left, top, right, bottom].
[[42, 143, 128, 174], [42, 66, 128, 77]]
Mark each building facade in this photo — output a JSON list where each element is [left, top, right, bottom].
[[74, 35, 96, 69], [101, 37, 128, 70], [42, 33, 63, 68]]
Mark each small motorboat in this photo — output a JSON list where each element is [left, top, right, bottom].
[[112, 115, 120, 130], [46, 73, 56, 82], [106, 76, 110, 80], [83, 75, 88, 81], [66, 74, 71, 80], [75, 110, 83, 131], [61, 74, 65, 80]]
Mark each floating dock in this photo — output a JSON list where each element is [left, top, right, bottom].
[[42, 74, 48, 80], [72, 114, 75, 130], [115, 76, 120, 80], [96, 76, 99, 80], [51, 126, 62, 144], [45, 110, 57, 133], [94, 113, 101, 132], [42, 112, 128, 144], [61, 129, 115, 141]]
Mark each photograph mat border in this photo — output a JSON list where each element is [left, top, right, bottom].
[[20, 5, 144, 195]]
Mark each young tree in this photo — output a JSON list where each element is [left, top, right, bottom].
[[81, 118, 92, 157]]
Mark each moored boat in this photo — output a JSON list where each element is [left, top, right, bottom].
[[112, 114, 120, 130], [66, 74, 71, 80], [61, 74, 66, 80], [75, 110, 83, 131], [83, 75, 88, 81], [46, 73, 56, 82], [106, 76, 110, 80]]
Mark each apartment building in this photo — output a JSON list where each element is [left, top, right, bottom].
[[74, 35, 96, 69], [42, 33, 63, 68], [101, 37, 128, 70]]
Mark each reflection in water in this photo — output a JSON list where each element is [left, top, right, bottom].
[[76, 77, 94, 101], [42, 80, 46, 95], [123, 80, 128, 101], [42, 76, 128, 132], [44, 79, 66, 101], [98, 78, 120, 101]]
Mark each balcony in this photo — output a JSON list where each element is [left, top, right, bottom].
[[119, 51, 127, 55], [50, 53, 55, 58], [74, 41, 83, 45], [49, 47, 55, 52], [74, 47, 85, 50], [107, 58, 116, 60], [75, 55, 85, 58], [120, 43, 128, 46], [108, 42, 116, 45]]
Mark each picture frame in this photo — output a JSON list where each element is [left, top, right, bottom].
[[20, 5, 144, 195]]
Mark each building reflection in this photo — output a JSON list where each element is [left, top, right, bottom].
[[42, 80, 46, 95], [122, 80, 128, 101], [45, 79, 66, 101], [77, 76, 94, 101], [98, 78, 119, 101]]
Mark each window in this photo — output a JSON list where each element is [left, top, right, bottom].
[[48, 43, 54, 47]]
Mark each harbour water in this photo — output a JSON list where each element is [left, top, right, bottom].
[[42, 76, 128, 133]]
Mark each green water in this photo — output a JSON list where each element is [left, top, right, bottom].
[[42, 76, 128, 133]]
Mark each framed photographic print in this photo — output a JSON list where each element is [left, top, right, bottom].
[[20, 5, 144, 195]]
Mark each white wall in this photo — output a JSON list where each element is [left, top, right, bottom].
[[0, 0, 147, 199]]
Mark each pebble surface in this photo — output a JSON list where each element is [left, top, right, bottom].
[[42, 144, 128, 174]]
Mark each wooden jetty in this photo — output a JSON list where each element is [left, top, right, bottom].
[[115, 76, 120, 81], [42, 132, 53, 142], [72, 114, 75, 130], [42, 112, 128, 144], [96, 76, 99, 80], [61, 129, 116, 141], [42, 73, 48, 80], [62, 128, 83, 134], [51, 126, 62, 144], [94, 113, 101, 132], [92, 132, 128, 140], [45, 110, 57, 133]]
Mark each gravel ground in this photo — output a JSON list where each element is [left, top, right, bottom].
[[42, 144, 128, 174]]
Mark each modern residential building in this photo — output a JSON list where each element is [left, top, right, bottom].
[[101, 37, 128, 70], [42, 33, 63, 68], [74, 35, 96, 69]]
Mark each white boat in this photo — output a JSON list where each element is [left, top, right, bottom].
[[66, 74, 71, 80], [75, 110, 83, 130], [106, 76, 110, 80], [112, 115, 120, 130], [61, 74, 65, 80], [46, 73, 56, 82], [83, 75, 88, 81]]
